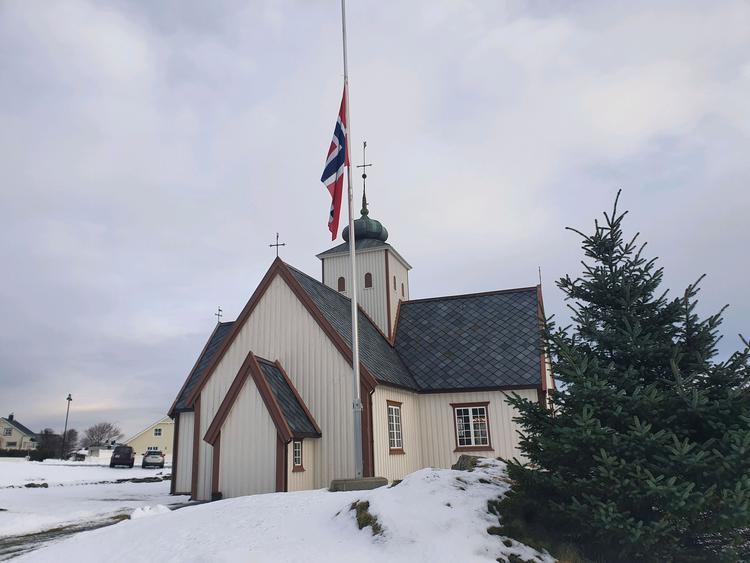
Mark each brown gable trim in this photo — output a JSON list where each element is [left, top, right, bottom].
[[211, 431, 221, 498], [277, 263, 379, 392], [276, 434, 288, 492], [168, 322, 225, 418], [185, 258, 284, 408], [190, 395, 201, 499], [384, 249, 392, 340], [273, 360, 322, 436], [249, 353, 294, 443], [185, 258, 380, 410], [170, 414, 180, 495], [536, 284, 556, 392], [203, 351, 256, 446], [362, 382, 374, 477]]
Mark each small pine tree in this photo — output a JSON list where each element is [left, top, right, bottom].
[[504, 192, 750, 562]]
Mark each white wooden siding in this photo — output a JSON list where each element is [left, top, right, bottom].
[[174, 412, 194, 494], [321, 249, 389, 335], [287, 439, 316, 492], [418, 389, 536, 469], [218, 378, 276, 497], [371, 387, 423, 481], [197, 275, 356, 500], [386, 251, 409, 334]]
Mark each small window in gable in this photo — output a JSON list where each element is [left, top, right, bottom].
[[154, 428, 162, 437], [3, 428, 12, 437], [292, 440, 303, 471], [337, 277, 346, 292], [364, 272, 373, 288]]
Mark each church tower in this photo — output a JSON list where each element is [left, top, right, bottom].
[[316, 191, 411, 339]]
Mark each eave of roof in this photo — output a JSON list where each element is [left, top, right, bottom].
[[2, 418, 37, 437], [316, 239, 412, 270]]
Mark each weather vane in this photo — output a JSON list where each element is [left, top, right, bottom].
[[356, 141, 372, 211], [269, 232, 286, 257]]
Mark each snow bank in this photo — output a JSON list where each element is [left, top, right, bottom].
[[130, 504, 171, 519], [15, 457, 552, 563]]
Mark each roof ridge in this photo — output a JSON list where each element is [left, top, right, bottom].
[[402, 285, 539, 305]]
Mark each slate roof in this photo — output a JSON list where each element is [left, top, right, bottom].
[[172, 322, 235, 413], [394, 289, 542, 391], [287, 265, 418, 390], [1, 417, 37, 438], [256, 358, 320, 438]]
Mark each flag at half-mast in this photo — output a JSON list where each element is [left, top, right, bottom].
[[321, 87, 349, 240]]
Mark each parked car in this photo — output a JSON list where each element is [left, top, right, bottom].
[[109, 445, 134, 468], [142, 450, 165, 469]]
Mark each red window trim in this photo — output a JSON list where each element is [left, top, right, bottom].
[[451, 402, 493, 452], [386, 400, 404, 453]]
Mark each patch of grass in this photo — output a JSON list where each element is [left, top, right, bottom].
[[349, 500, 383, 536]]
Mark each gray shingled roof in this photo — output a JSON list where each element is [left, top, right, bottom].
[[287, 264, 418, 390], [173, 322, 235, 412], [394, 289, 542, 391], [256, 358, 320, 438], [2, 417, 37, 438], [315, 238, 389, 258]]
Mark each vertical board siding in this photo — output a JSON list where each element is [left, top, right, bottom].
[[386, 252, 409, 333], [287, 440, 316, 492], [418, 389, 536, 469], [371, 387, 423, 481], [321, 250, 389, 335], [219, 378, 276, 497], [174, 412, 194, 494], [197, 275, 355, 500]]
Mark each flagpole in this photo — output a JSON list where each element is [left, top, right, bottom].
[[341, 0, 363, 480]]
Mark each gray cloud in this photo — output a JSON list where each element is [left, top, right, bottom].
[[1, 0, 748, 437]]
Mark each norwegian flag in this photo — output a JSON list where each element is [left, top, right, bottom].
[[320, 87, 349, 240]]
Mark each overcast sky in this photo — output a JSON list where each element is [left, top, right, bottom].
[[1, 0, 748, 438]]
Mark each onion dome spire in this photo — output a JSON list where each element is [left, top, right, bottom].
[[343, 141, 388, 242]]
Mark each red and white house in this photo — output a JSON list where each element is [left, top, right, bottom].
[[168, 202, 553, 501]]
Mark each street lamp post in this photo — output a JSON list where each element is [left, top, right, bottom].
[[61, 394, 72, 460]]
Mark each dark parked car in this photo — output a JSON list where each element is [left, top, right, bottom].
[[110, 445, 134, 468], [142, 450, 165, 469]]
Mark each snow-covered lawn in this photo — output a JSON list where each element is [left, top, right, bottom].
[[12, 458, 552, 563], [0, 457, 188, 558], [0, 457, 170, 488]]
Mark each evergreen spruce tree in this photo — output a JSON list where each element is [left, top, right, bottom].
[[504, 193, 750, 562]]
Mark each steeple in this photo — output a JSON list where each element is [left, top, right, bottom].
[[343, 141, 388, 242]]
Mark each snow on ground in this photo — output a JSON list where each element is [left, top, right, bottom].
[[0, 457, 170, 488], [14, 458, 553, 563], [0, 458, 187, 541]]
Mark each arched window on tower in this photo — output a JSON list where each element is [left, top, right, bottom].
[[337, 277, 346, 292], [364, 272, 373, 288], [393, 276, 397, 290], [401, 283, 405, 297]]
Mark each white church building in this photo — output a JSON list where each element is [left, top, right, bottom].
[[168, 196, 553, 500]]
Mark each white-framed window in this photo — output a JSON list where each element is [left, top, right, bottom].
[[153, 428, 162, 437], [147, 446, 159, 452], [6, 441, 17, 448], [292, 440, 303, 468], [3, 427, 11, 436], [387, 402, 403, 451], [454, 404, 490, 448]]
